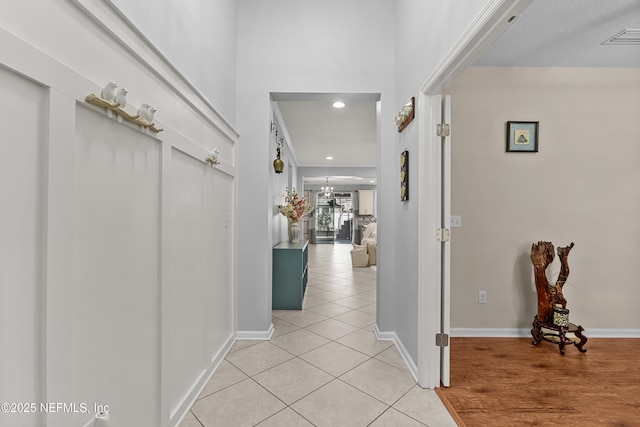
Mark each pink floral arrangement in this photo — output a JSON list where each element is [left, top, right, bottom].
[[279, 189, 312, 222]]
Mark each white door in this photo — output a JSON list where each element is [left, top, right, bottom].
[[417, 94, 451, 389], [439, 95, 452, 387]]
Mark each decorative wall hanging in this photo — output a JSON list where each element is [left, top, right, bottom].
[[205, 149, 220, 167], [137, 103, 157, 124], [86, 82, 162, 133], [271, 121, 285, 174], [273, 140, 284, 174], [395, 97, 415, 133], [400, 150, 409, 201], [506, 121, 538, 152]]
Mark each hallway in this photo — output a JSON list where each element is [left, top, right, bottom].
[[181, 243, 456, 426]]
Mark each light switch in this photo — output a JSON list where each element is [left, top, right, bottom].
[[450, 215, 462, 228]]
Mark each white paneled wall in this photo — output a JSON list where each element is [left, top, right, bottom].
[[0, 18, 236, 427], [72, 106, 162, 426], [167, 148, 210, 416], [0, 60, 47, 427], [165, 149, 233, 418], [206, 171, 234, 346]]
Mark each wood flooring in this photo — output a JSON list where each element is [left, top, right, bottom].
[[436, 337, 640, 427]]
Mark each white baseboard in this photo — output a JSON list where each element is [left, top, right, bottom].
[[451, 328, 531, 337], [173, 324, 277, 426], [373, 325, 395, 341], [235, 323, 274, 340], [171, 333, 236, 427], [374, 325, 418, 382], [451, 328, 640, 338], [576, 329, 640, 338]]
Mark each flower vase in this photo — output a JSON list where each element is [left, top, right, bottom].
[[288, 221, 300, 243]]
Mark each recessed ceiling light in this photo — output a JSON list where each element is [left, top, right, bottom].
[[332, 101, 345, 109], [370, 180, 375, 183], [355, 177, 363, 180], [326, 156, 334, 160]]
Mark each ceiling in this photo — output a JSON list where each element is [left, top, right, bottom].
[[475, 0, 640, 68], [275, 0, 639, 184], [302, 176, 378, 187], [273, 93, 379, 186]]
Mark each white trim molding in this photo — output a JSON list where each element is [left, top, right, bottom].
[[71, 0, 238, 141], [451, 328, 640, 339], [236, 323, 275, 341], [419, 0, 533, 94], [375, 325, 418, 383], [451, 328, 532, 338], [586, 330, 640, 338], [171, 335, 235, 424]]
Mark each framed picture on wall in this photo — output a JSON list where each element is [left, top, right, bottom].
[[506, 121, 539, 152], [400, 150, 409, 201]]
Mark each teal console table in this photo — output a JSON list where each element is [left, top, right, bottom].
[[272, 241, 308, 310]]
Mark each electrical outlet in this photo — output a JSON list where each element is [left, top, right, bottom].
[[450, 215, 462, 228], [478, 291, 487, 304]]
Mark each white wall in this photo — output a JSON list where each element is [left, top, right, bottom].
[[0, 2, 237, 425], [111, 0, 238, 125], [447, 66, 640, 333], [236, 0, 397, 334], [392, 0, 491, 360]]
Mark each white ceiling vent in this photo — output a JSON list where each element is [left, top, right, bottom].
[[602, 29, 640, 45]]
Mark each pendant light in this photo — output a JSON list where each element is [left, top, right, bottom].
[[321, 177, 334, 199]]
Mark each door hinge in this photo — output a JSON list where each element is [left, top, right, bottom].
[[436, 333, 449, 347], [436, 228, 450, 242], [436, 123, 450, 137]]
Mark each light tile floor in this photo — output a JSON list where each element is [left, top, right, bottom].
[[182, 243, 457, 427]]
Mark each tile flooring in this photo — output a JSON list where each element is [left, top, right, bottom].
[[181, 243, 457, 427]]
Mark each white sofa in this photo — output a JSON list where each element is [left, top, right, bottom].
[[351, 222, 377, 267], [350, 244, 369, 267], [361, 222, 377, 266]]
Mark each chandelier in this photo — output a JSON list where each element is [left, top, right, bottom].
[[321, 178, 334, 199]]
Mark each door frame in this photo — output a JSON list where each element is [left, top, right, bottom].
[[416, 0, 533, 388]]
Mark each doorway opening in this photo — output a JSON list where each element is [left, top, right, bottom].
[[271, 91, 379, 249], [416, 0, 532, 389], [314, 191, 353, 243], [269, 91, 381, 365]]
